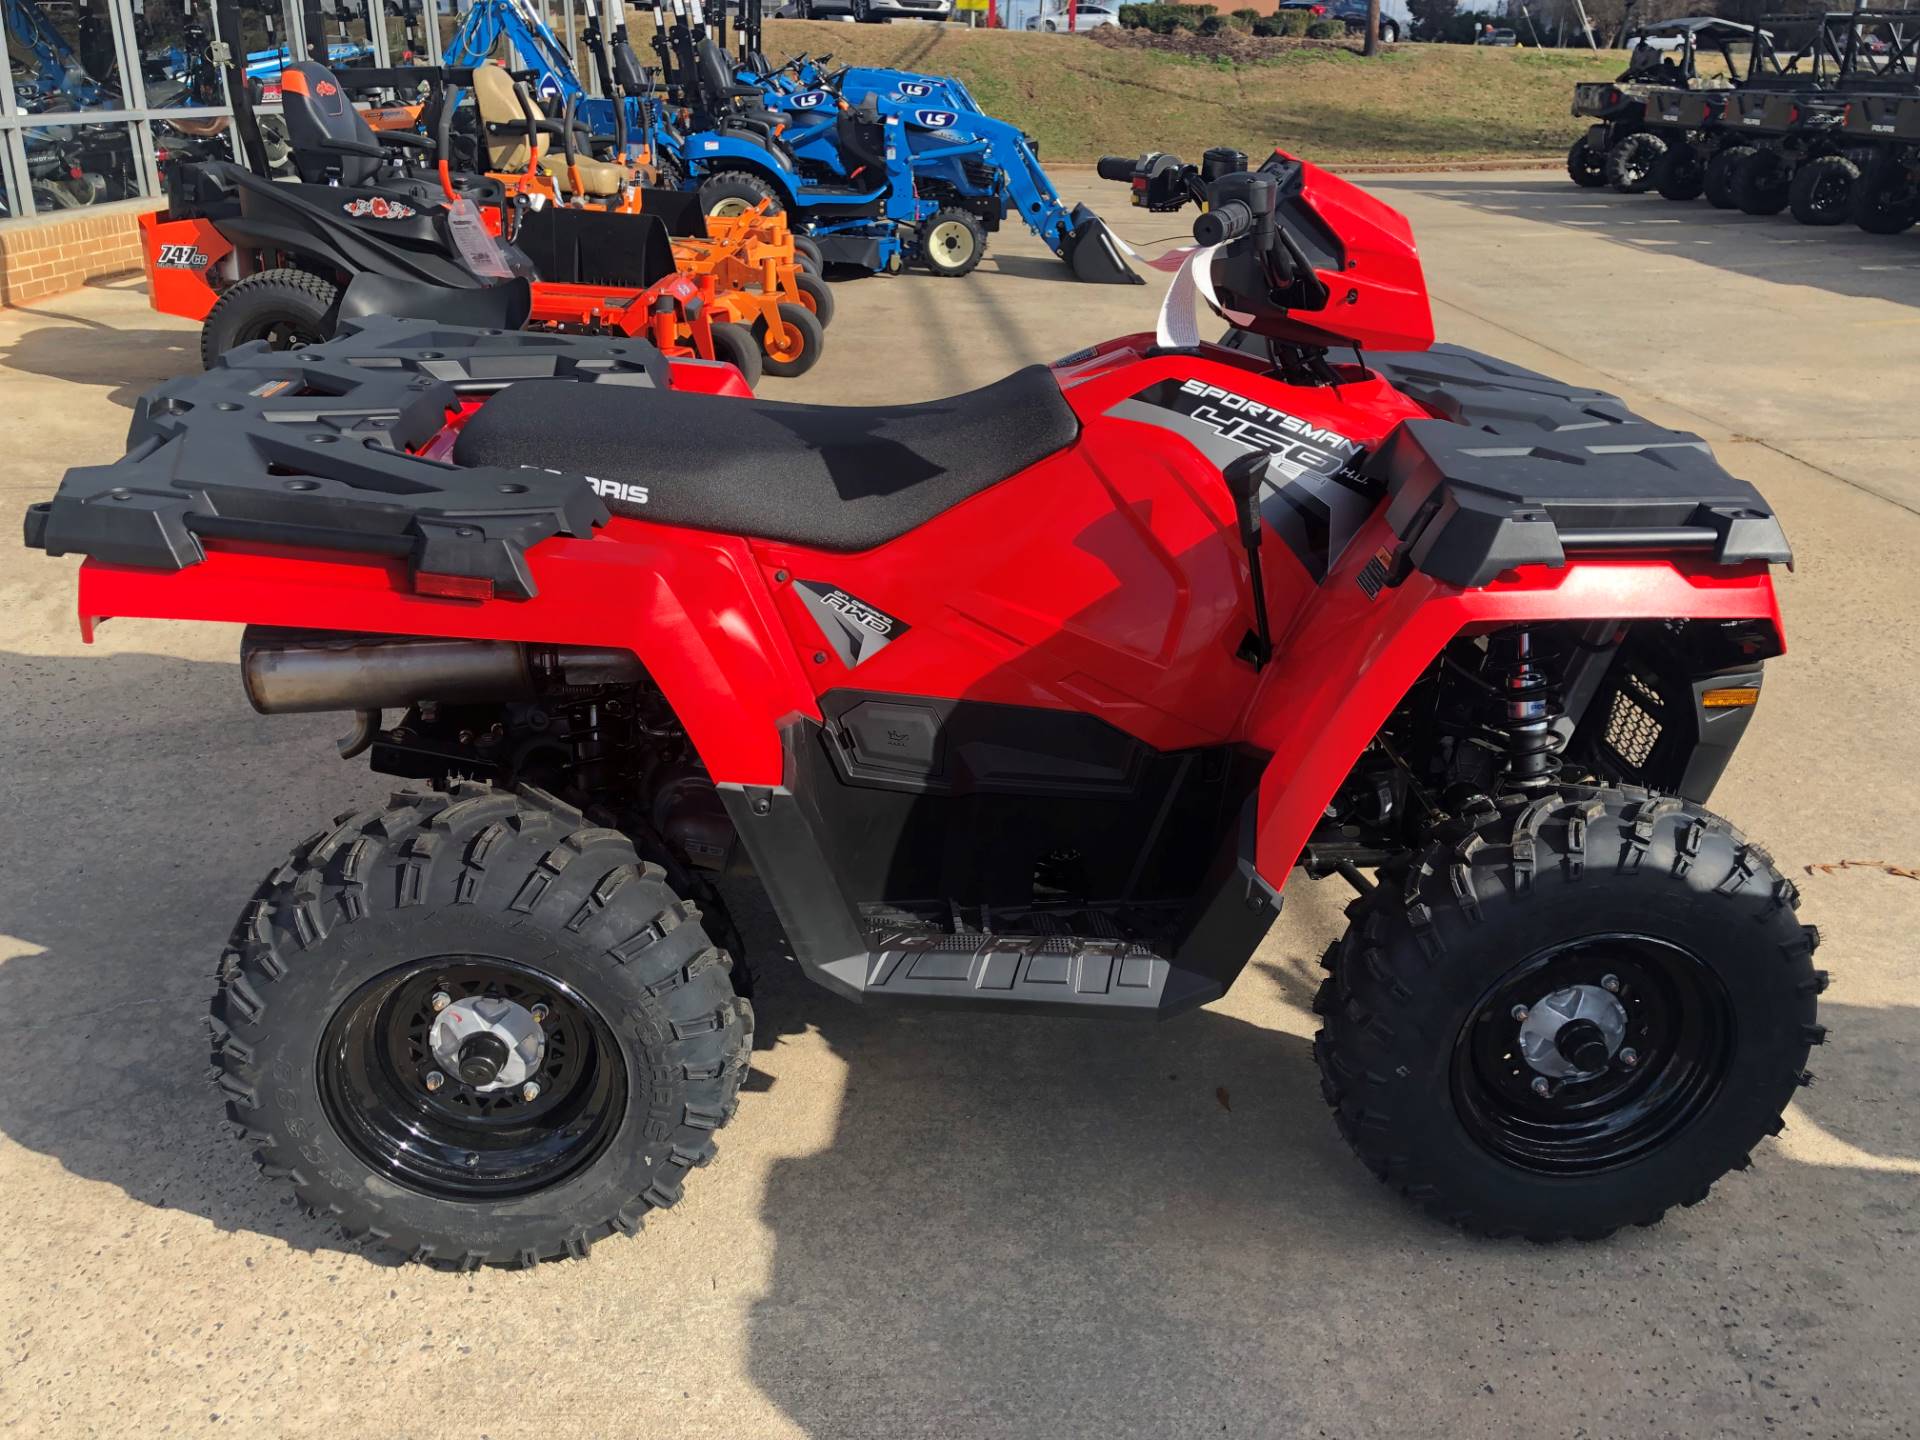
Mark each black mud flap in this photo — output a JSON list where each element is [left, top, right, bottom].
[[1063, 204, 1142, 285]]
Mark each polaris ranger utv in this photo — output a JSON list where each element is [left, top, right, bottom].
[[1566, 16, 1760, 192], [25, 144, 1823, 1269], [1721, 7, 1919, 224]]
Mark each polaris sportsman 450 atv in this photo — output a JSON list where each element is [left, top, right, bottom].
[[24, 144, 1823, 1268]]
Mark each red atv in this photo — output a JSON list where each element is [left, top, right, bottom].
[[25, 145, 1823, 1267]]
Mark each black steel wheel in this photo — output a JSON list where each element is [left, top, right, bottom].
[[1314, 786, 1824, 1241], [1451, 935, 1732, 1176], [210, 782, 753, 1267], [318, 957, 628, 1201]]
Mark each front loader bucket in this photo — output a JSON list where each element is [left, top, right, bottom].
[[1063, 204, 1143, 285]]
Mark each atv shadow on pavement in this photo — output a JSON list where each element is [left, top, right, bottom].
[[1368, 176, 1920, 312], [0, 644, 1916, 1432]]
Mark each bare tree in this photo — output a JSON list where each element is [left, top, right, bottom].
[[1364, 0, 1382, 53]]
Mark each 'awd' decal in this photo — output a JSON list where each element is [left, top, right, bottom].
[[796, 582, 907, 668], [1107, 378, 1376, 581]]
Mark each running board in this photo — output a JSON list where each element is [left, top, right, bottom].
[[806, 932, 1224, 1018]]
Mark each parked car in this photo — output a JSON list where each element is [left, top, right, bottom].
[[779, 0, 953, 19], [1279, 0, 1402, 43], [1027, 3, 1121, 32], [1477, 26, 1519, 45]]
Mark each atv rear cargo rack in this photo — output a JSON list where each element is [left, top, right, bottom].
[[23, 318, 669, 600]]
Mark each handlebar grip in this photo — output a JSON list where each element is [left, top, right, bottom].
[[1096, 155, 1136, 182], [1192, 200, 1252, 246]]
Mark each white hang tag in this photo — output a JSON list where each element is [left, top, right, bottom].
[[445, 198, 514, 281]]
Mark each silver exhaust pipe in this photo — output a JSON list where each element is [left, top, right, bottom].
[[240, 627, 644, 714]]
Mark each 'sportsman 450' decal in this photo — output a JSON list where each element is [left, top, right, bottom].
[[1107, 378, 1378, 581]]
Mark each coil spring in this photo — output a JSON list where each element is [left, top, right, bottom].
[[1486, 628, 1564, 788]]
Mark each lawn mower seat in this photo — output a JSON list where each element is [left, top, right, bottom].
[[452, 369, 1081, 550], [281, 62, 383, 187]]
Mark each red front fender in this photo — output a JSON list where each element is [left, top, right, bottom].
[[1241, 521, 1784, 892]]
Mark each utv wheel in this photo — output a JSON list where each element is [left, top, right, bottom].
[[1653, 143, 1706, 202], [1851, 178, 1920, 235], [1313, 787, 1823, 1242], [1565, 139, 1607, 189], [1788, 153, 1860, 226], [1605, 133, 1667, 194], [755, 301, 825, 379], [1703, 145, 1755, 209], [700, 169, 784, 219], [919, 208, 986, 278], [208, 782, 753, 1268], [200, 267, 339, 369], [793, 269, 836, 328], [1732, 151, 1791, 216], [709, 321, 764, 387]]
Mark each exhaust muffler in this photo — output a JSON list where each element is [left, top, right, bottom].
[[240, 627, 643, 714]]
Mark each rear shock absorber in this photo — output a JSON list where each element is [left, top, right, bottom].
[[1487, 628, 1564, 789]]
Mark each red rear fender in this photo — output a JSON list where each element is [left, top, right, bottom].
[[75, 518, 819, 785]]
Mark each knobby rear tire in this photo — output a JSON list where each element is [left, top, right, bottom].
[[208, 781, 753, 1268]]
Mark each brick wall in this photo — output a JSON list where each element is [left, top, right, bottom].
[[0, 199, 162, 309]]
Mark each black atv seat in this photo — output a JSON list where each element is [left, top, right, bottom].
[[451, 368, 1081, 550]]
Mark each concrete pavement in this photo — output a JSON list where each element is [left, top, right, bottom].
[[1, 171, 1917, 1438]]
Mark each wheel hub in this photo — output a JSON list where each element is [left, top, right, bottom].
[[1515, 983, 1628, 1080], [429, 995, 546, 1093]]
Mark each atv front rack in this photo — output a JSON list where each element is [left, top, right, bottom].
[[1363, 346, 1793, 588], [24, 318, 668, 600]]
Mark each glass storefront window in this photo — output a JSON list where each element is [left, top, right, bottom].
[[19, 120, 143, 207], [147, 113, 235, 183], [133, 0, 227, 108], [7, 0, 127, 113]]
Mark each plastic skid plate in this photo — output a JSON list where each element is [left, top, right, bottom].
[[24, 317, 670, 600]]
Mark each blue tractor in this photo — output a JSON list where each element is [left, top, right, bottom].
[[655, 0, 1136, 281]]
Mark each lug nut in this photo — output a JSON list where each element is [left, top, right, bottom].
[[1531, 1076, 1553, 1098], [465, 1152, 480, 1168], [521, 1081, 542, 1103], [425, 1070, 446, 1092], [1601, 974, 1621, 994], [1510, 1004, 1530, 1022], [1619, 1047, 1640, 1068], [530, 1004, 549, 1024], [431, 990, 452, 1013]]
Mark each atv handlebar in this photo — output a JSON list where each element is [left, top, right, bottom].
[[1193, 199, 1252, 246], [1096, 155, 1135, 182]]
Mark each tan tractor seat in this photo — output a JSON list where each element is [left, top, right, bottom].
[[471, 64, 541, 172], [539, 151, 628, 197]]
